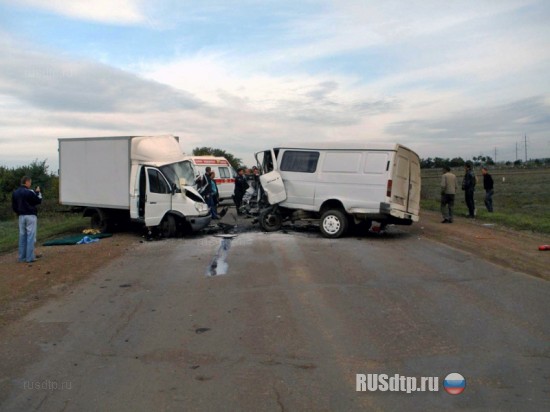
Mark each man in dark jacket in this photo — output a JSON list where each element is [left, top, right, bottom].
[[12, 176, 42, 262], [196, 167, 219, 219], [462, 162, 476, 218], [233, 168, 249, 215], [481, 167, 494, 212]]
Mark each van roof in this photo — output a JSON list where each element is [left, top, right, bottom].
[[272, 142, 408, 151]]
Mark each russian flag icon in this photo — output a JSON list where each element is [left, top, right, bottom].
[[443, 373, 466, 395]]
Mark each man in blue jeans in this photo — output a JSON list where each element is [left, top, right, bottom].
[[12, 176, 42, 262]]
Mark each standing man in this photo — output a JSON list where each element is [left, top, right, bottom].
[[196, 167, 218, 220], [233, 168, 249, 215], [12, 176, 42, 263], [462, 162, 477, 218], [481, 167, 494, 212], [440, 166, 458, 223]]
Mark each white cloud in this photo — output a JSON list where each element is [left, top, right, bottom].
[[2, 0, 146, 24]]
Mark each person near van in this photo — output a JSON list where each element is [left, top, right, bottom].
[[233, 168, 249, 215], [210, 171, 220, 216], [12, 176, 42, 263], [462, 162, 476, 218], [481, 167, 494, 212], [440, 166, 457, 223], [196, 167, 218, 219]]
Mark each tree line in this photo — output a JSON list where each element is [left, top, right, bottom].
[[0, 159, 59, 220], [420, 156, 549, 169]]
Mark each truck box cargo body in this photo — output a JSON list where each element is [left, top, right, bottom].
[[59, 135, 211, 236], [254, 143, 421, 238]]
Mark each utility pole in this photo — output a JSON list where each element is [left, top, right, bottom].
[[515, 142, 518, 161], [524, 134, 527, 163], [494, 147, 497, 163]]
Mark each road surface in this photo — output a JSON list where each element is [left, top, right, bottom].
[[1, 223, 549, 411]]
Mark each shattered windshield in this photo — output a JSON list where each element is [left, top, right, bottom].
[[160, 161, 195, 190]]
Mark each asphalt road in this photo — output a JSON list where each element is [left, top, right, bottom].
[[1, 221, 549, 411]]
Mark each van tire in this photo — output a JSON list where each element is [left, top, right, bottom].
[[160, 214, 177, 238], [320, 209, 348, 238], [259, 209, 282, 232]]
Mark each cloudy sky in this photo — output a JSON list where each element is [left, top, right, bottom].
[[1, 0, 549, 169]]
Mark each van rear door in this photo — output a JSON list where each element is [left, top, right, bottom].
[[390, 147, 421, 219]]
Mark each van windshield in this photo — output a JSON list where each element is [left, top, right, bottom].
[[160, 161, 195, 190]]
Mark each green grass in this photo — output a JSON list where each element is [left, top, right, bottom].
[[0, 213, 88, 253], [421, 168, 550, 233]]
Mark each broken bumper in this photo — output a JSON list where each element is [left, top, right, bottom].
[[188, 215, 212, 232]]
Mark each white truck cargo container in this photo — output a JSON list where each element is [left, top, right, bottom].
[[59, 135, 211, 236], [250, 142, 421, 238]]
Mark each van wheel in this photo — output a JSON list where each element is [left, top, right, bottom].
[[160, 214, 177, 238], [320, 209, 348, 238], [259, 210, 282, 232]]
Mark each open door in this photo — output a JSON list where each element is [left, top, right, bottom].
[[256, 149, 287, 204], [392, 147, 421, 219], [406, 153, 421, 217], [144, 167, 172, 226]]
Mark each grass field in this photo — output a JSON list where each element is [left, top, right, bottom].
[[0, 213, 88, 254], [421, 167, 550, 234]]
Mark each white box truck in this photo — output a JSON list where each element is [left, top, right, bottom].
[[59, 135, 211, 236], [249, 142, 421, 238]]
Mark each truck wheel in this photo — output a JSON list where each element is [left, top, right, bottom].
[[320, 209, 348, 238], [90, 210, 110, 233], [259, 210, 282, 232], [160, 214, 177, 238]]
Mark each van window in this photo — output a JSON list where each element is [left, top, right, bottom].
[[323, 152, 361, 173], [364, 153, 389, 174], [147, 169, 171, 194], [219, 167, 231, 178], [280, 151, 319, 173]]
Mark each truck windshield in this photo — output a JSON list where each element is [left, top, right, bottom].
[[160, 161, 195, 190]]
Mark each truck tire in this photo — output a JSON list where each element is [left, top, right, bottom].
[[90, 210, 110, 233], [259, 209, 282, 232], [320, 209, 348, 238], [160, 214, 177, 238]]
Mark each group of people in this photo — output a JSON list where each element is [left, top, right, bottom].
[[440, 163, 494, 223]]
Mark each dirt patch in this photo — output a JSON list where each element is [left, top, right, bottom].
[[409, 210, 549, 281], [0, 232, 140, 328]]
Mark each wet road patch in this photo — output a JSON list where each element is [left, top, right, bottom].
[[206, 235, 236, 276]]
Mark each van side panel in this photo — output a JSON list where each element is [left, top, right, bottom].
[[311, 151, 390, 214]]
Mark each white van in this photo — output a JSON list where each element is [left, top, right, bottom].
[[184, 156, 236, 201], [253, 143, 421, 238]]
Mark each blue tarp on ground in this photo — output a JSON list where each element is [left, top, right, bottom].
[[43, 233, 112, 246]]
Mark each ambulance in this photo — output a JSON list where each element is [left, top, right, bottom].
[[185, 156, 236, 201]]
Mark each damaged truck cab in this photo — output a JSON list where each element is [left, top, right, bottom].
[[59, 135, 211, 236], [252, 143, 421, 238]]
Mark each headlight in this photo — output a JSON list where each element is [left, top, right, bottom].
[[194, 202, 209, 213]]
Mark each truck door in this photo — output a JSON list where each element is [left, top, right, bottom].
[[256, 149, 287, 204], [144, 167, 172, 226]]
